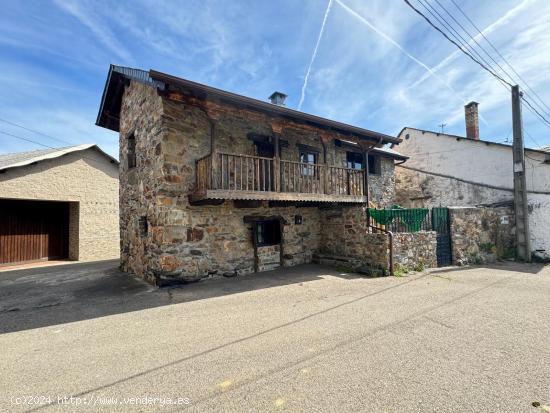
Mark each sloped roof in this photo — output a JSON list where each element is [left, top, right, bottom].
[[372, 146, 408, 160], [0, 144, 118, 172], [398, 127, 550, 157], [97, 65, 401, 146]]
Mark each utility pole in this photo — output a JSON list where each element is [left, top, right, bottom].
[[438, 123, 446, 134], [511, 85, 531, 262]]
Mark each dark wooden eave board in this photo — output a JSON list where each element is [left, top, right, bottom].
[[149, 70, 401, 145]]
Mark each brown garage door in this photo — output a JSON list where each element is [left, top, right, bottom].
[[0, 200, 69, 265]]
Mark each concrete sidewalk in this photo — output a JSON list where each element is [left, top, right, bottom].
[[1, 261, 549, 412]]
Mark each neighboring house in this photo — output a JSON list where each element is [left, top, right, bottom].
[[96, 65, 406, 284], [394, 102, 550, 259], [0, 144, 120, 265]]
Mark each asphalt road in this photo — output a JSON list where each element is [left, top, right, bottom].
[[1, 261, 549, 412]]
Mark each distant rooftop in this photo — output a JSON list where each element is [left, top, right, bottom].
[[398, 127, 550, 157], [0, 144, 118, 172]]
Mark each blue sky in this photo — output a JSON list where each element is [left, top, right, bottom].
[[1, 0, 549, 158]]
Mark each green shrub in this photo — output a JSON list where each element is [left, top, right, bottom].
[[413, 260, 425, 272]]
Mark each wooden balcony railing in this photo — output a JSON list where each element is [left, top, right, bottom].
[[195, 152, 366, 200]]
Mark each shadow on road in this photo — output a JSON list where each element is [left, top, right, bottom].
[[0, 260, 361, 334]]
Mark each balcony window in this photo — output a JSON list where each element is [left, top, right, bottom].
[[346, 152, 363, 170], [299, 151, 316, 176]]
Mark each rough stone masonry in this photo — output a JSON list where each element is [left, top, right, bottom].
[[116, 79, 400, 284]]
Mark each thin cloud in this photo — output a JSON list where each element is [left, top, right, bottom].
[[410, 0, 533, 89], [53, 0, 132, 63], [334, 0, 466, 104], [298, 0, 333, 110]]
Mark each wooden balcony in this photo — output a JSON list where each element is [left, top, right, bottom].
[[191, 152, 367, 203]]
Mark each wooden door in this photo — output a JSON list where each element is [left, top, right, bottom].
[[0, 200, 69, 265]]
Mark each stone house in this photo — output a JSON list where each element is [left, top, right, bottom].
[[96, 65, 408, 284], [0, 144, 119, 265], [394, 102, 550, 260]]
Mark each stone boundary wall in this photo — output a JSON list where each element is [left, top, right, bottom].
[[450, 206, 515, 265], [393, 231, 437, 270]]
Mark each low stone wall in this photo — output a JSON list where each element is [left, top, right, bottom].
[[450, 206, 515, 265], [317, 207, 389, 273], [393, 231, 437, 270]]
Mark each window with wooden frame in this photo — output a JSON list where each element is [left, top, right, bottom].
[[127, 133, 136, 169], [346, 152, 363, 170], [299, 151, 317, 176]]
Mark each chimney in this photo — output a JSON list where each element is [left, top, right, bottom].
[[465, 101, 479, 140], [268, 91, 287, 106]]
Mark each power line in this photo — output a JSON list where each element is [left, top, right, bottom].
[[521, 96, 550, 129], [403, 0, 513, 88], [448, 0, 550, 118], [404, 0, 550, 132], [436, 0, 550, 122], [0, 130, 54, 149], [417, 0, 509, 91], [0, 130, 118, 167], [0, 117, 75, 146]]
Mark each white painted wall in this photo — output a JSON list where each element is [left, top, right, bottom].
[[396, 128, 550, 256], [397, 128, 550, 192]]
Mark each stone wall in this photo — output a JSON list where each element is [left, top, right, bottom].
[[369, 157, 396, 207], [449, 206, 515, 265], [395, 164, 550, 259], [118, 80, 402, 284], [393, 232, 437, 270], [395, 165, 512, 208], [0, 148, 119, 261]]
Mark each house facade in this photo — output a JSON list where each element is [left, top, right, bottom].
[[0, 145, 119, 265], [97, 66, 406, 284], [395, 120, 550, 259]]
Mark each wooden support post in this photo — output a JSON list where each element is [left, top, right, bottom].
[[271, 121, 284, 192], [363, 149, 370, 202], [207, 115, 220, 189], [273, 133, 281, 192], [319, 132, 332, 195], [358, 140, 377, 206]]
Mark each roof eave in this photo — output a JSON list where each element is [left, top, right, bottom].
[[149, 69, 401, 146]]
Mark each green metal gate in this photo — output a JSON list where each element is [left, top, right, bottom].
[[431, 207, 452, 267]]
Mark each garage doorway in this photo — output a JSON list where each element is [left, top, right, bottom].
[[0, 200, 70, 265]]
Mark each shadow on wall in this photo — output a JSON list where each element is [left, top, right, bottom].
[[0, 260, 363, 335]]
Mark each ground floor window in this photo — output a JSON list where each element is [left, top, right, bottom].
[[256, 219, 281, 246]]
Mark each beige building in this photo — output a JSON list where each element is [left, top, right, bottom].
[[0, 144, 120, 265]]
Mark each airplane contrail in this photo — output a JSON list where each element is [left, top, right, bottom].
[[334, 0, 462, 99], [334, 0, 488, 124], [410, 0, 533, 89], [298, 0, 333, 110]]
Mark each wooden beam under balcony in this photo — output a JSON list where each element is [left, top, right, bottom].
[[189, 189, 368, 204]]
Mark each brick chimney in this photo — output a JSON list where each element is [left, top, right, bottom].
[[465, 101, 479, 140]]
